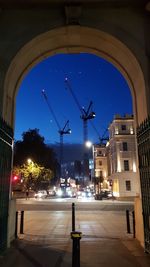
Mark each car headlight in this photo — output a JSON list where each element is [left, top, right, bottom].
[[57, 189, 63, 196], [68, 191, 72, 196]]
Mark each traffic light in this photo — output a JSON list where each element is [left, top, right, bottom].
[[12, 175, 19, 183]]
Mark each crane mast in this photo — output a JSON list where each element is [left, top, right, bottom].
[[65, 77, 96, 144], [65, 77, 96, 186], [42, 89, 71, 177]]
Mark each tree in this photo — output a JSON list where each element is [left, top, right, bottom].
[[13, 128, 59, 176], [13, 161, 53, 191]]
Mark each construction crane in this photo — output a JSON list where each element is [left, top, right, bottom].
[[65, 77, 96, 144], [65, 77, 96, 186], [100, 128, 109, 144], [42, 89, 71, 177], [90, 121, 109, 144]]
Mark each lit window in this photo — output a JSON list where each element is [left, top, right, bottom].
[[130, 127, 134, 134], [115, 127, 119, 134], [133, 162, 136, 172]]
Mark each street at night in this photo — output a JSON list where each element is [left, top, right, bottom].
[[16, 197, 134, 211]]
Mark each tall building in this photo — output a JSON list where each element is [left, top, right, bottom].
[[92, 143, 109, 193], [61, 159, 91, 186], [107, 114, 139, 199]]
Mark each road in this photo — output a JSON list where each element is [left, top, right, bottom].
[[16, 197, 134, 211]]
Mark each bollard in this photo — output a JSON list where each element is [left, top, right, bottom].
[[72, 203, 75, 231], [126, 210, 131, 234], [15, 211, 18, 238], [20, 210, 24, 234], [71, 231, 82, 267], [132, 210, 136, 238]]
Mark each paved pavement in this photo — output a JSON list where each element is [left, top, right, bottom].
[[1, 235, 150, 267], [0, 208, 150, 267]]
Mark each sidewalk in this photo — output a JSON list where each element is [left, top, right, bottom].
[[0, 236, 150, 267], [0, 210, 150, 267]]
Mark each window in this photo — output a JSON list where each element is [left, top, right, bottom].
[[115, 127, 119, 134], [123, 142, 128, 151], [126, 180, 131, 191], [124, 160, 129, 171], [98, 150, 102, 155], [121, 125, 126, 131], [99, 160, 102, 166]]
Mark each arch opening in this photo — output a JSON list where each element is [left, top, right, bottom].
[[2, 25, 148, 250], [2, 26, 148, 128]]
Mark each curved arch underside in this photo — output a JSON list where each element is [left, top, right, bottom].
[[3, 26, 147, 127]]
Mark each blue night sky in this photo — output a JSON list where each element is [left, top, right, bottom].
[[15, 53, 133, 144]]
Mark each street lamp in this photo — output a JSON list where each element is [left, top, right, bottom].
[[85, 140, 92, 148], [84, 141, 93, 186], [27, 158, 32, 165]]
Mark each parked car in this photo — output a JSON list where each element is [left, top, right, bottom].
[[48, 190, 56, 196], [34, 190, 47, 199], [95, 190, 114, 200], [101, 190, 112, 198], [77, 190, 93, 199]]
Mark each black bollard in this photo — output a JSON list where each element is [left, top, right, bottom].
[[72, 203, 75, 231], [71, 231, 82, 267], [126, 210, 131, 234], [132, 210, 135, 238], [20, 210, 24, 234], [15, 211, 18, 238]]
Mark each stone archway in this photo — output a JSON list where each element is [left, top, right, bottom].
[[2, 26, 148, 128], [1, 25, 149, 250]]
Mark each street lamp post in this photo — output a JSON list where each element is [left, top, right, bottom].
[[85, 141, 95, 188]]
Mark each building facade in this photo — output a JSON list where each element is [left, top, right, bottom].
[[61, 160, 82, 182], [107, 114, 139, 199], [93, 144, 109, 192]]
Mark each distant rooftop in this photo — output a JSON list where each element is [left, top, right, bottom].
[[114, 114, 134, 120]]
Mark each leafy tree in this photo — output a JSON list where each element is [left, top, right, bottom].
[[13, 128, 59, 176], [13, 161, 53, 191]]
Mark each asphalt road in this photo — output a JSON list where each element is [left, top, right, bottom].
[[16, 197, 134, 211]]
